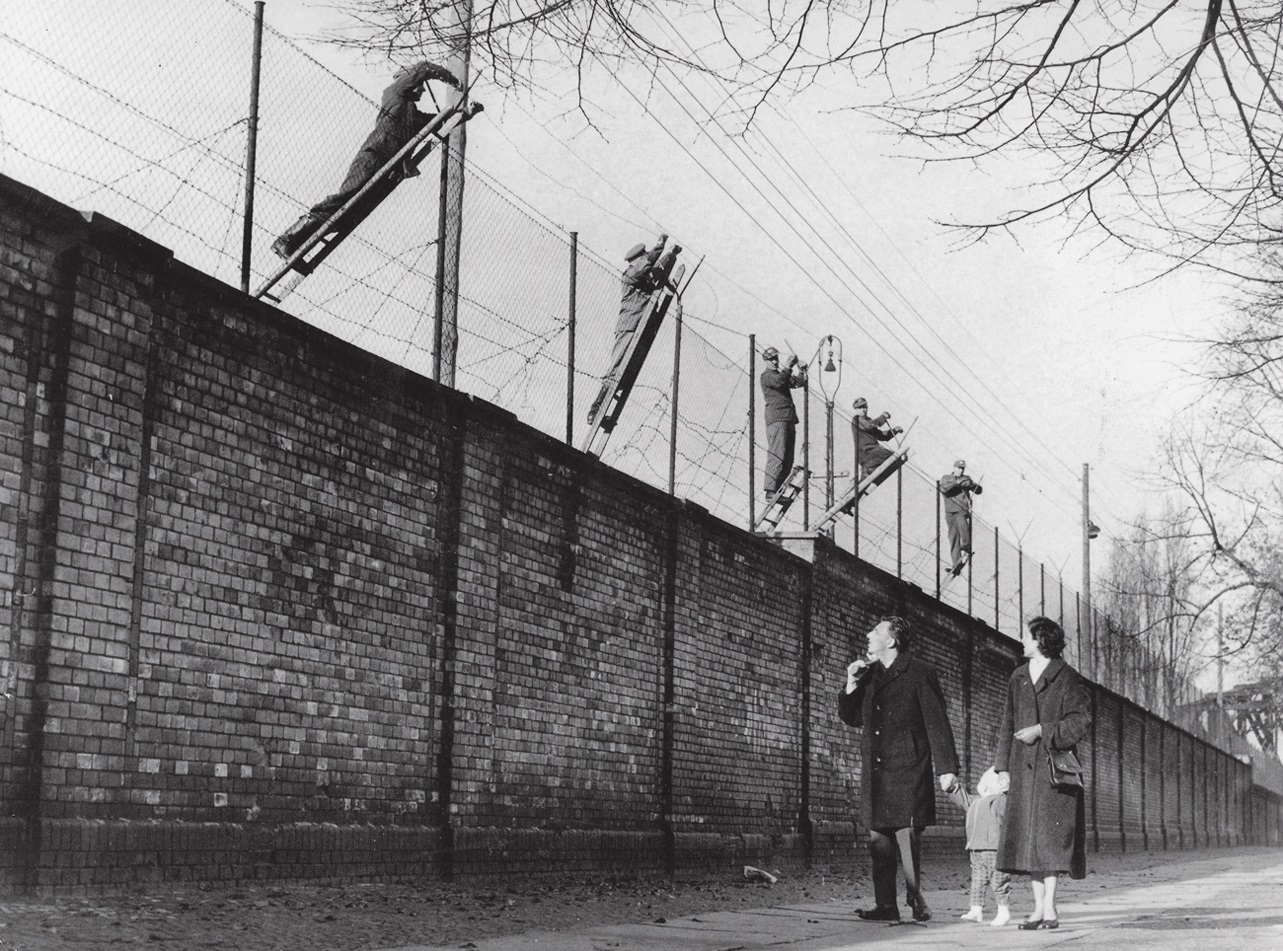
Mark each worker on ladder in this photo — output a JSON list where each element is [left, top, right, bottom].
[[271, 60, 461, 259], [587, 234, 679, 423], [940, 459, 983, 576], [760, 346, 806, 500], [851, 397, 903, 488]]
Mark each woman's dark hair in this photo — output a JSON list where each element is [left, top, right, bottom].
[[881, 615, 913, 653], [1027, 616, 1066, 659]]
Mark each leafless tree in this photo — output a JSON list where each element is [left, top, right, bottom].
[[1095, 509, 1213, 715], [1142, 253, 1283, 690], [325, 2, 1283, 272]]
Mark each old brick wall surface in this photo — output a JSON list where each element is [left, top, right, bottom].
[[0, 174, 1278, 894]]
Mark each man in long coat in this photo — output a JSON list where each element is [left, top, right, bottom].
[[838, 616, 959, 923]]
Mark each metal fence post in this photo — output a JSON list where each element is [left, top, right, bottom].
[[668, 291, 682, 495], [748, 335, 756, 531], [566, 232, 577, 445], [896, 465, 903, 580], [934, 480, 941, 599], [1018, 547, 1024, 624], [802, 378, 810, 531], [239, 0, 265, 293], [994, 527, 1000, 634]]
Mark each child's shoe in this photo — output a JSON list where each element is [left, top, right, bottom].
[[991, 905, 1011, 927], [960, 906, 984, 922]]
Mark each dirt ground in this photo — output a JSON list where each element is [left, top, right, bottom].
[[0, 847, 1246, 950]]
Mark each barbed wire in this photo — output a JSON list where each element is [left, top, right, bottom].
[[0, 0, 1188, 717]]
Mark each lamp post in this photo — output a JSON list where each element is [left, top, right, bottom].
[[1082, 463, 1101, 679], [816, 336, 842, 536]]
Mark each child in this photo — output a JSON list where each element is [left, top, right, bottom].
[[947, 767, 1012, 926]]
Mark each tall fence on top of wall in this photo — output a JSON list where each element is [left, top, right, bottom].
[[0, 0, 1223, 726]]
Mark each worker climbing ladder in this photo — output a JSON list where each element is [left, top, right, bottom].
[[754, 465, 808, 534], [252, 96, 484, 304], [580, 255, 690, 459], [813, 427, 914, 533]]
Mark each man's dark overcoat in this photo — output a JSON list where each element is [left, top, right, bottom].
[[837, 652, 960, 828], [992, 659, 1091, 878]]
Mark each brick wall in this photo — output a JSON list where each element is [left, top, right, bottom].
[[0, 174, 1278, 894]]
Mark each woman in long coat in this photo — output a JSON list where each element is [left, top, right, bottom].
[[993, 616, 1091, 930]]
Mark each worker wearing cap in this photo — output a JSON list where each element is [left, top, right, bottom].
[[852, 398, 902, 485], [940, 459, 983, 576], [588, 235, 679, 423], [760, 347, 806, 498], [272, 60, 461, 258]]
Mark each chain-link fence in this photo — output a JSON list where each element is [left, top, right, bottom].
[[0, 0, 1195, 722]]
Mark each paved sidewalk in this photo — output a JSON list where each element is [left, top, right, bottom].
[[376, 850, 1283, 951]]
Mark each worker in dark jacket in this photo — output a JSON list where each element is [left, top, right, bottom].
[[587, 235, 679, 423], [759, 347, 806, 498], [838, 616, 960, 923], [852, 397, 902, 486], [940, 459, 983, 576], [272, 60, 460, 258]]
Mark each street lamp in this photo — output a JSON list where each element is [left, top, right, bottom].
[[817, 336, 843, 530], [1082, 464, 1099, 680]]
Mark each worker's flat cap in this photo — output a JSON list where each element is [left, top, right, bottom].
[[852, 397, 868, 409], [763, 347, 779, 360], [624, 242, 647, 261], [955, 459, 966, 468]]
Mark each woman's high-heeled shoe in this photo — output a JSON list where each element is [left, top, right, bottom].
[[1019, 918, 1060, 930]]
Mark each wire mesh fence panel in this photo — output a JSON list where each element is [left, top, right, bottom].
[[452, 166, 576, 431], [668, 326, 754, 518], [1, 1, 257, 285]]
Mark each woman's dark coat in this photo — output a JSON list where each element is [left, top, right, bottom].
[[837, 652, 960, 828], [993, 658, 1091, 878]]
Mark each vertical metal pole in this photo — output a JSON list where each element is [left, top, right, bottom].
[[934, 480, 941, 599], [1217, 602, 1225, 742], [1076, 592, 1083, 675], [994, 526, 1000, 634], [825, 401, 834, 534], [435, 0, 474, 387], [1083, 463, 1094, 680], [1018, 547, 1024, 625], [239, 0, 265, 294], [896, 465, 903, 580], [1040, 563, 1046, 615], [566, 232, 577, 445], [802, 378, 810, 530], [853, 424, 860, 558], [966, 531, 973, 617], [433, 160, 448, 382], [668, 295, 682, 496], [748, 336, 756, 531]]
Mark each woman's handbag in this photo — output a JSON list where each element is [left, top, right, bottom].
[[1047, 748, 1084, 788]]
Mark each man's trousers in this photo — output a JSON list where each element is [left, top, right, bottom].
[[869, 826, 923, 909], [765, 420, 796, 495]]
